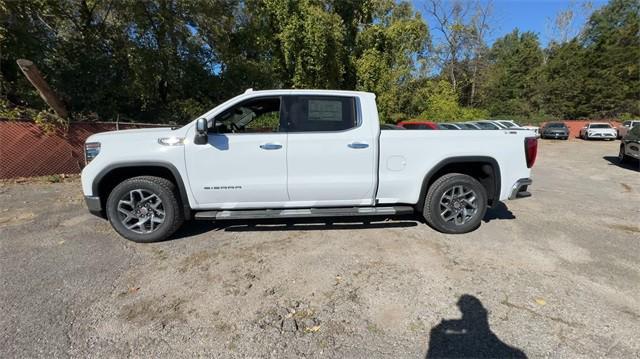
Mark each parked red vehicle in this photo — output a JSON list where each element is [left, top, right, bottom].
[[397, 121, 439, 130]]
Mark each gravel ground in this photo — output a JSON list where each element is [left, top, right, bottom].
[[1, 139, 639, 358]]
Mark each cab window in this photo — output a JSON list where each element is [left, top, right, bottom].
[[213, 97, 282, 133], [283, 96, 357, 132]]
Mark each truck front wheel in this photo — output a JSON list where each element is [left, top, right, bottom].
[[422, 173, 488, 234], [106, 176, 184, 242]]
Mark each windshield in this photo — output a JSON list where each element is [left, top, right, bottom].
[[547, 123, 566, 128], [498, 121, 516, 128], [590, 124, 611, 129]]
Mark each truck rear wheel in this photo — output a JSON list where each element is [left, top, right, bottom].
[[106, 176, 184, 243], [422, 173, 487, 234]]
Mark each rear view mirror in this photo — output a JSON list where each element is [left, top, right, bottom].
[[194, 118, 208, 145]]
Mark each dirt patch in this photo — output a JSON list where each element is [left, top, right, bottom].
[[120, 296, 190, 327], [0, 211, 36, 227], [607, 223, 640, 233], [178, 250, 214, 273], [620, 183, 633, 192]]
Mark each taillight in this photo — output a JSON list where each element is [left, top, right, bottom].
[[525, 137, 537, 168]]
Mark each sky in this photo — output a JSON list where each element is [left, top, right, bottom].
[[414, 0, 608, 47]]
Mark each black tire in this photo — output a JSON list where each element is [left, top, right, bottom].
[[106, 176, 184, 243], [422, 173, 488, 234]]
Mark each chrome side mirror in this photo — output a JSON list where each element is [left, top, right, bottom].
[[194, 118, 208, 145], [196, 118, 208, 134]]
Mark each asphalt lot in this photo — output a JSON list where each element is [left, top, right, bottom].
[[1, 139, 639, 358]]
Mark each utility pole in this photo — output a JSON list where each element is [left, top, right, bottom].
[[16, 59, 68, 118]]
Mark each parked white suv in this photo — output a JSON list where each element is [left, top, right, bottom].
[[580, 122, 617, 140], [81, 89, 537, 242]]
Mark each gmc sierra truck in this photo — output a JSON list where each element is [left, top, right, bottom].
[[81, 89, 537, 242]]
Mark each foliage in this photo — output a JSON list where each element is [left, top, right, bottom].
[[353, 1, 430, 122], [579, 0, 640, 118], [0, 0, 638, 125], [0, 98, 37, 119], [480, 30, 544, 119], [34, 110, 68, 134], [46, 174, 62, 183], [249, 111, 280, 131], [418, 80, 489, 122], [420, 80, 461, 121]]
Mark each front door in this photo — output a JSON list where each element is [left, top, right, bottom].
[[283, 95, 376, 206], [184, 97, 289, 208]]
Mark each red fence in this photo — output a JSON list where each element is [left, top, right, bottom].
[[0, 120, 164, 179]]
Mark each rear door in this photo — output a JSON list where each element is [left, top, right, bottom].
[[284, 95, 376, 206]]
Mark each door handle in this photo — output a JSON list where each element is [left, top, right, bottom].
[[348, 142, 369, 149], [259, 143, 282, 150]]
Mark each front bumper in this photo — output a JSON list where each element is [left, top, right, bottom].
[[84, 196, 106, 218], [543, 131, 568, 138], [509, 178, 532, 200], [587, 132, 616, 138]]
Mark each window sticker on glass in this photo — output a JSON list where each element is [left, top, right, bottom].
[[308, 100, 342, 122]]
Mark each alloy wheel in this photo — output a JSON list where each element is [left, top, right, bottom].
[[439, 185, 478, 226], [117, 189, 165, 234]]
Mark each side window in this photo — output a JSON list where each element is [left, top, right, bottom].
[[283, 96, 357, 132], [213, 97, 282, 133], [623, 121, 630, 126]]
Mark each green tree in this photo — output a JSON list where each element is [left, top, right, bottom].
[[417, 80, 488, 122], [540, 40, 588, 118], [480, 29, 544, 120], [354, 1, 429, 122], [579, 0, 640, 117], [420, 80, 460, 121]]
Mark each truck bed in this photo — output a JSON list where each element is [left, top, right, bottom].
[[376, 129, 534, 204]]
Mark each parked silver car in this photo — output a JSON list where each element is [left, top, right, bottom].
[[541, 122, 569, 140]]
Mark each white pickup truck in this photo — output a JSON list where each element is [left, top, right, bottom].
[[81, 89, 537, 242]]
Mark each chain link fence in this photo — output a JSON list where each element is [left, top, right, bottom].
[[0, 120, 165, 179]]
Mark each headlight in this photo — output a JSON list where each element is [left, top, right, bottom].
[[158, 137, 185, 146], [85, 142, 101, 164]]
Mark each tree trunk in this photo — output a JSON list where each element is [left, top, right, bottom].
[[470, 60, 478, 106], [16, 59, 68, 118]]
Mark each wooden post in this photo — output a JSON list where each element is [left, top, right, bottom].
[[16, 59, 68, 118]]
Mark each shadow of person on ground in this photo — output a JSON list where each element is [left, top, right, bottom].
[[426, 295, 527, 359], [602, 156, 640, 172], [483, 201, 516, 223]]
